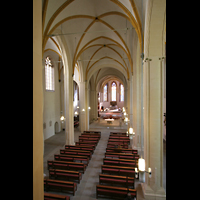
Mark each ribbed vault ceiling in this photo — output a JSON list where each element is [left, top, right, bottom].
[[42, 0, 143, 87]]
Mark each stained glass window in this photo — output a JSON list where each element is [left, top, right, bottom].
[[104, 84, 108, 101], [45, 57, 55, 91], [120, 84, 124, 101], [111, 82, 116, 101]]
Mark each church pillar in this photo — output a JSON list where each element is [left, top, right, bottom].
[[142, 57, 166, 199], [142, 0, 166, 198], [86, 84, 89, 130], [95, 90, 98, 119], [126, 76, 133, 131], [79, 81, 86, 132], [64, 71, 74, 145], [124, 87, 128, 112], [54, 32, 75, 146], [128, 77, 133, 128], [33, 0, 43, 199], [90, 90, 96, 121]]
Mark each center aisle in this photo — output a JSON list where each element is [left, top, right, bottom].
[[71, 129, 110, 200]]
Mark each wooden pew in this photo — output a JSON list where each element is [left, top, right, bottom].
[[99, 174, 134, 188], [109, 137, 130, 143], [101, 165, 135, 177], [54, 154, 89, 166], [65, 145, 94, 153], [75, 141, 97, 148], [44, 178, 77, 196], [83, 130, 101, 134], [110, 133, 129, 137], [110, 132, 127, 135], [103, 158, 136, 168], [96, 185, 136, 199], [108, 139, 130, 145], [44, 192, 70, 200], [79, 136, 99, 142], [49, 169, 82, 183], [107, 143, 128, 149], [60, 149, 92, 159], [109, 135, 130, 139], [107, 141, 129, 147], [105, 152, 138, 160], [81, 133, 101, 138], [106, 147, 138, 154], [47, 160, 86, 173], [81, 133, 101, 139]]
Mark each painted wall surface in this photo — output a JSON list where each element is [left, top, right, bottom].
[[43, 58, 61, 140]]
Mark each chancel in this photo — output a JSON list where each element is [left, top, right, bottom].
[[33, 0, 166, 199]]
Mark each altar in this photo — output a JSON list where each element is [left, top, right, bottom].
[[105, 118, 114, 124], [99, 103, 122, 119]]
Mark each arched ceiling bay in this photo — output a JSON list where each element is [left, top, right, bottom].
[[42, 0, 143, 84], [95, 67, 127, 92]]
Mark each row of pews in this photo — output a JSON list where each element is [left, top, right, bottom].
[[96, 131, 137, 199], [44, 130, 101, 200]]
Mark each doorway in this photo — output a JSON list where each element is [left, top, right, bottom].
[[54, 121, 59, 134]]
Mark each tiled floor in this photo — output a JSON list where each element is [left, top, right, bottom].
[[43, 119, 166, 199]]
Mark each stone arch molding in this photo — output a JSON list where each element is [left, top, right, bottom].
[[87, 63, 128, 88]]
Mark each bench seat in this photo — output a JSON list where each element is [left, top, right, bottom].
[[44, 179, 77, 196], [54, 154, 89, 165], [101, 165, 135, 177], [107, 144, 128, 148], [105, 152, 138, 160], [65, 145, 94, 153], [44, 192, 70, 200], [103, 158, 136, 167], [96, 185, 136, 199], [110, 132, 127, 135], [49, 169, 82, 183], [99, 174, 134, 188], [60, 149, 92, 159], [48, 160, 86, 173], [106, 147, 138, 154]]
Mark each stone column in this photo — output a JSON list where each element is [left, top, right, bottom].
[[79, 81, 86, 132], [141, 0, 166, 199], [128, 77, 133, 128], [33, 0, 43, 199], [142, 57, 166, 199], [65, 73, 74, 145], [86, 84, 89, 130], [90, 89, 96, 121]]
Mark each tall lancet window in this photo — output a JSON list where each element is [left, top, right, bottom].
[[103, 84, 108, 101], [111, 81, 117, 101], [120, 83, 124, 101], [45, 56, 55, 91]]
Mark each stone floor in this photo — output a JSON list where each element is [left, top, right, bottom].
[[43, 119, 166, 199]]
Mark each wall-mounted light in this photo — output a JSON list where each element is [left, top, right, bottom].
[[60, 115, 65, 123], [135, 157, 151, 181], [138, 158, 145, 171], [124, 117, 129, 122], [77, 106, 79, 109], [82, 108, 85, 112], [74, 111, 78, 116], [88, 107, 91, 110], [128, 127, 135, 136]]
